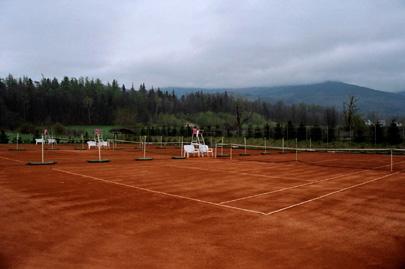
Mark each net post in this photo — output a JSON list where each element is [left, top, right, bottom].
[[264, 138, 267, 153], [221, 137, 224, 155], [295, 138, 298, 162], [41, 135, 44, 163], [16, 133, 19, 151], [215, 143, 217, 158], [143, 136, 147, 158], [282, 137, 285, 153], [51, 132, 54, 150], [97, 134, 101, 161], [181, 136, 184, 157], [390, 149, 393, 172], [230, 144, 233, 160], [244, 137, 247, 155]]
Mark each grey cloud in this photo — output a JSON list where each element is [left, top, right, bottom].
[[1, 0, 405, 91]]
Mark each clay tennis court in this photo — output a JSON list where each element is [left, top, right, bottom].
[[0, 144, 404, 268]]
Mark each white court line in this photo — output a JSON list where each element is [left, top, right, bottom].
[[0, 156, 24, 163], [390, 159, 405, 170], [219, 170, 367, 204], [52, 168, 266, 216], [220, 155, 399, 205], [266, 172, 400, 216]]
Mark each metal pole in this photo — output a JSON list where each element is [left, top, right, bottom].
[[390, 149, 393, 172], [97, 134, 101, 161], [374, 124, 377, 146], [305, 127, 308, 145], [230, 144, 233, 160], [143, 136, 146, 158], [16, 133, 19, 151], [264, 138, 267, 153], [180, 136, 184, 157], [51, 133, 54, 150], [41, 135, 44, 163], [221, 137, 224, 155], [295, 138, 298, 162], [244, 137, 247, 155], [282, 137, 284, 153]]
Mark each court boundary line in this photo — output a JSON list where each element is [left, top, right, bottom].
[[265, 172, 400, 215], [0, 156, 24, 163], [219, 169, 367, 204], [220, 156, 401, 204], [52, 168, 267, 216]]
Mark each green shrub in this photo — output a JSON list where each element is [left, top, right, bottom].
[[0, 130, 9, 143]]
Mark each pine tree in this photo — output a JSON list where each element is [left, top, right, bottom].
[[297, 123, 306, 141], [310, 125, 322, 141], [274, 123, 283, 139], [387, 120, 402, 144], [0, 130, 9, 143], [263, 123, 270, 139]]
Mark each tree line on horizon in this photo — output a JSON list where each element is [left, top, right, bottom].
[[0, 75, 403, 145]]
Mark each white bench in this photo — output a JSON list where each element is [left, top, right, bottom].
[[183, 144, 200, 158], [47, 138, 57, 144], [87, 140, 110, 149], [35, 138, 44, 144], [98, 141, 110, 148], [199, 144, 213, 157], [87, 141, 97, 149]]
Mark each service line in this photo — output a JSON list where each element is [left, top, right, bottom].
[[266, 172, 400, 216], [52, 168, 267, 216], [219, 169, 367, 204]]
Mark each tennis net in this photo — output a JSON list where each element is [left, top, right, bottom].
[[221, 143, 405, 172], [114, 139, 185, 157]]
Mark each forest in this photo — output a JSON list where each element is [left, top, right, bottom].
[[0, 75, 403, 145]]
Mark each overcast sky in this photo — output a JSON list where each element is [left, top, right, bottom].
[[1, 0, 405, 91]]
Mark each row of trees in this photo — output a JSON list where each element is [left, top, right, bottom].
[[1, 121, 402, 145], [1, 75, 340, 129], [1, 75, 403, 145], [133, 120, 402, 144]]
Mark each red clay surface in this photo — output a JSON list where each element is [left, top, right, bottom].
[[0, 144, 404, 268]]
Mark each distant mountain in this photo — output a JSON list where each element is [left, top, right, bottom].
[[164, 82, 405, 117], [397, 91, 405, 96]]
